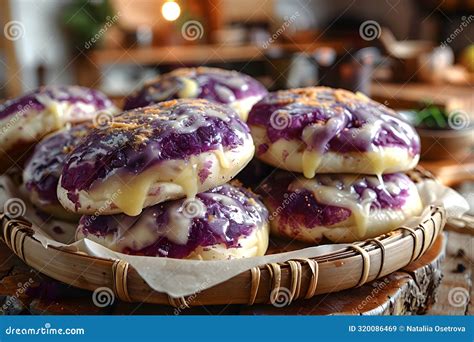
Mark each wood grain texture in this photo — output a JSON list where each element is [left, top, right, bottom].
[[426, 231, 473, 315]]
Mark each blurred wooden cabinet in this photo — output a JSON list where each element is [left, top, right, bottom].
[[0, 0, 22, 98]]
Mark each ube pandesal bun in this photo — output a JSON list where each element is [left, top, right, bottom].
[[123, 67, 268, 121], [259, 171, 423, 243], [0, 85, 115, 169], [76, 183, 269, 260], [58, 99, 255, 216], [23, 124, 92, 221], [247, 87, 420, 177]]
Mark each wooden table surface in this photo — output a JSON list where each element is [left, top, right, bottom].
[[0, 225, 471, 315]]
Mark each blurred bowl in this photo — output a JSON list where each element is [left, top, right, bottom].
[[380, 28, 435, 82], [417, 127, 474, 161]]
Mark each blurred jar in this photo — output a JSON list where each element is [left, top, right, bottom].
[[339, 48, 380, 95]]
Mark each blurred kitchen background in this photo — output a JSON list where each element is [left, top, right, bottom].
[[0, 0, 473, 209]]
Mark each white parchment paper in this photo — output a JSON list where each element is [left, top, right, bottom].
[[0, 175, 468, 297]]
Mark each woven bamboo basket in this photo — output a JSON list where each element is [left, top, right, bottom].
[[0, 168, 446, 307]]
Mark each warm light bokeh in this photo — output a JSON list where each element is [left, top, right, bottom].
[[161, 1, 181, 21]]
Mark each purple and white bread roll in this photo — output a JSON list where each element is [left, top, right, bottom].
[[76, 183, 269, 260], [259, 171, 422, 243], [58, 99, 255, 216], [0, 86, 115, 169], [23, 123, 92, 220], [247, 87, 420, 178], [124, 67, 268, 121]]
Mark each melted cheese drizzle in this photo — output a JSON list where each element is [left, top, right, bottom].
[[91, 166, 164, 216], [302, 150, 321, 178], [177, 77, 199, 98], [213, 147, 231, 169], [300, 112, 348, 178], [270, 92, 414, 178], [112, 197, 207, 250], [289, 175, 398, 238], [35, 95, 65, 129], [100, 192, 267, 258], [36, 92, 104, 124], [174, 158, 199, 199], [89, 149, 232, 216], [215, 84, 236, 102]]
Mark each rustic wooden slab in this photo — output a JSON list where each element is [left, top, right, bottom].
[[426, 230, 473, 315], [0, 233, 450, 315]]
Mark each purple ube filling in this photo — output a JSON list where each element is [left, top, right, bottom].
[[0, 85, 113, 120], [78, 183, 268, 258], [247, 88, 420, 156], [60, 99, 250, 196], [124, 67, 268, 110], [24, 124, 91, 205], [259, 172, 411, 228]]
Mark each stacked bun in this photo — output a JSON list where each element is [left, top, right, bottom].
[[23, 123, 92, 221], [59, 99, 270, 260], [247, 87, 423, 243], [20, 68, 270, 260], [0, 85, 116, 172], [124, 67, 268, 121]]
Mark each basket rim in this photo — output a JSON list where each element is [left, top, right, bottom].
[[0, 167, 447, 306], [1, 205, 444, 267]]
